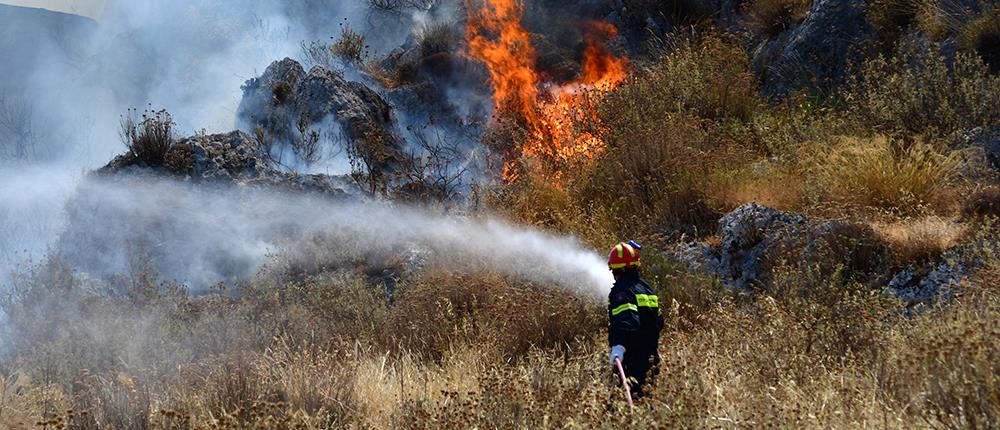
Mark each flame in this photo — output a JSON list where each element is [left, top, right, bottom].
[[465, 0, 629, 181]]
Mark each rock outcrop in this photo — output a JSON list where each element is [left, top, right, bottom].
[[959, 126, 1000, 171], [238, 58, 405, 174], [99, 130, 357, 197], [715, 204, 807, 289], [671, 203, 887, 291], [669, 203, 994, 305], [752, 0, 873, 98]]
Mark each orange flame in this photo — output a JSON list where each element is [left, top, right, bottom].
[[465, 0, 629, 181]]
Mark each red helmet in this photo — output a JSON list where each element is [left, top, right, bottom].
[[608, 242, 641, 270]]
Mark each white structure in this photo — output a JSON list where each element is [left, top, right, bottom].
[[0, 0, 107, 21]]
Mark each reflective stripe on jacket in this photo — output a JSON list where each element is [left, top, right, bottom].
[[608, 271, 663, 357]]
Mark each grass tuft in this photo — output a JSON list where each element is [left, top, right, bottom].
[[812, 136, 961, 213]]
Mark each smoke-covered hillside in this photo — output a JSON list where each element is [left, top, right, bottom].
[[1, 0, 999, 428]]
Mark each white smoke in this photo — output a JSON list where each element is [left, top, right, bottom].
[[0, 1, 615, 298], [57, 177, 614, 296]]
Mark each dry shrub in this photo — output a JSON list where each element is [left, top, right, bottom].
[[242, 272, 391, 346], [745, 0, 813, 38], [640, 250, 726, 331], [119, 108, 175, 167], [582, 37, 760, 237], [962, 186, 1000, 219], [812, 136, 961, 212], [850, 40, 1000, 137], [763, 221, 889, 296], [386, 271, 604, 361], [577, 113, 732, 239], [873, 215, 968, 264], [487, 166, 617, 248], [916, 0, 1000, 71], [416, 20, 458, 58], [163, 141, 195, 174], [332, 22, 366, 63]]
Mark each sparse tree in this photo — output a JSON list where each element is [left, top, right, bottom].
[[345, 125, 395, 196], [293, 113, 321, 165], [0, 93, 39, 162], [393, 122, 470, 202]]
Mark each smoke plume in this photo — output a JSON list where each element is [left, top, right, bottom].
[[0, 1, 616, 298], [57, 177, 614, 296]]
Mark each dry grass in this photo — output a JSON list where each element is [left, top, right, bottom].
[[811, 136, 961, 213], [5, 252, 1000, 428], [706, 162, 809, 213], [6, 20, 1000, 430], [873, 215, 968, 264], [744, 0, 813, 38]]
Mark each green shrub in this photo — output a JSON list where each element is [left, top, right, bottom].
[[849, 41, 1000, 137], [604, 36, 759, 123]]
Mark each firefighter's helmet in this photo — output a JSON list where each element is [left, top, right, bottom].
[[608, 241, 641, 270]]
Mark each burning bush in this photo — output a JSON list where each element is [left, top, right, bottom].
[[465, 0, 629, 180]]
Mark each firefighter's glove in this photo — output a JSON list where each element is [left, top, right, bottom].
[[609, 345, 626, 366]]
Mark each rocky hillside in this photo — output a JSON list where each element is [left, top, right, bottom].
[[2, 0, 1000, 428]]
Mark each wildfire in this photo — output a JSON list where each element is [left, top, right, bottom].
[[465, 0, 629, 180]]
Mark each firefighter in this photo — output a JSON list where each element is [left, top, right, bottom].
[[607, 240, 663, 398]]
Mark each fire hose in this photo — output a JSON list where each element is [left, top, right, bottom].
[[613, 357, 635, 411]]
